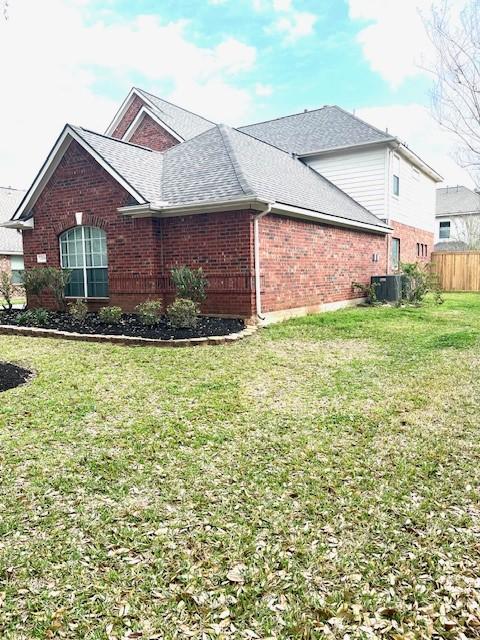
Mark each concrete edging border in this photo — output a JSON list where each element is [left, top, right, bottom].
[[0, 323, 258, 347]]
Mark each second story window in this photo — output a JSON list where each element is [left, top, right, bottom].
[[392, 154, 400, 197], [393, 174, 400, 196], [439, 220, 451, 239]]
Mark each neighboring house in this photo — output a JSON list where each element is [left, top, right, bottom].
[[434, 185, 480, 251], [0, 187, 25, 287], [240, 106, 443, 271], [2, 88, 441, 323]]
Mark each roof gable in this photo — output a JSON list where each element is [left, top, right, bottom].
[[105, 88, 215, 142], [12, 125, 164, 221]]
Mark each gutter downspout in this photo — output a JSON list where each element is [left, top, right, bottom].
[[253, 203, 272, 322]]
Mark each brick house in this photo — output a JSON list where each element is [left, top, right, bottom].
[[0, 187, 25, 290], [3, 88, 441, 323]]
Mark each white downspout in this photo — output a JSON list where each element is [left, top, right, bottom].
[[253, 203, 272, 322]]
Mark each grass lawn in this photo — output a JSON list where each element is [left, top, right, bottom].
[[1, 293, 480, 639]]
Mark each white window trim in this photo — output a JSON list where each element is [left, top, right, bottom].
[[59, 226, 108, 299], [438, 219, 452, 240]]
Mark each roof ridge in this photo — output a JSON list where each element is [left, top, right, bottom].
[[217, 125, 255, 196], [239, 105, 330, 130], [330, 105, 393, 139], [135, 88, 217, 126], [73, 126, 162, 153]]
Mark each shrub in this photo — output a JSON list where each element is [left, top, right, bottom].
[[401, 262, 444, 305], [135, 299, 163, 326], [98, 305, 123, 324], [43, 267, 71, 310], [0, 271, 15, 310], [166, 298, 198, 329], [171, 266, 208, 304], [352, 281, 379, 305], [16, 308, 50, 326], [21, 268, 49, 299], [68, 299, 88, 322], [21, 267, 71, 309]]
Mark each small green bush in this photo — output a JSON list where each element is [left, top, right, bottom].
[[0, 271, 15, 310], [171, 266, 208, 303], [401, 262, 444, 305], [135, 299, 163, 326], [21, 268, 49, 299], [98, 305, 123, 324], [17, 308, 50, 326], [21, 267, 71, 309], [352, 281, 379, 305], [166, 298, 198, 329], [68, 299, 88, 322]]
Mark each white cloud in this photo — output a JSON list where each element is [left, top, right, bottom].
[[255, 83, 273, 96], [347, 0, 468, 88], [357, 103, 475, 187], [0, 0, 257, 188], [260, 0, 317, 43]]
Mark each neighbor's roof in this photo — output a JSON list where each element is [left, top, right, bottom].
[[135, 88, 215, 141], [13, 123, 389, 232], [239, 105, 394, 156], [0, 187, 25, 253], [436, 185, 480, 216]]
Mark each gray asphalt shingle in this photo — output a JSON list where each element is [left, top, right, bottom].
[[136, 88, 215, 141], [436, 186, 480, 216], [239, 105, 393, 155], [15, 123, 389, 231], [0, 187, 25, 253]]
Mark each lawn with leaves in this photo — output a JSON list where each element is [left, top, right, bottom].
[[1, 293, 480, 639]]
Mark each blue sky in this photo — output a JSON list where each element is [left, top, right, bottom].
[[0, 0, 472, 188]]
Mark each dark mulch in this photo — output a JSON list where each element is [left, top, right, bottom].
[[0, 362, 32, 393], [0, 310, 245, 340]]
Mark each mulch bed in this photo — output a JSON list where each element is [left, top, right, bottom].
[[0, 310, 245, 340], [0, 362, 32, 393]]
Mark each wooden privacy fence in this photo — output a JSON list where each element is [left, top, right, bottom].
[[431, 251, 480, 291]]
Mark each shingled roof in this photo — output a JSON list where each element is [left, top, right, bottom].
[[0, 187, 25, 253], [11, 123, 389, 232], [135, 88, 215, 141], [239, 105, 394, 155], [436, 186, 480, 216]]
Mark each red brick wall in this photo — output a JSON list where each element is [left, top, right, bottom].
[[129, 114, 178, 152], [259, 214, 387, 312], [22, 140, 163, 310], [111, 95, 179, 152], [159, 212, 255, 316], [111, 95, 145, 139], [388, 220, 434, 271]]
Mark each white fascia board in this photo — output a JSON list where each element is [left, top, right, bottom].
[[119, 197, 391, 233], [0, 218, 34, 230], [123, 106, 184, 143], [298, 138, 396, 159], [272, 203, 392, 234], [105, 87, 138, 136], [300, 138, 443, 183], [118, 196, 273, 218], [12, 126, 146, 221]]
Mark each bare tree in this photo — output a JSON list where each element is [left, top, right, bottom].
[[2, 0, 8, 20], [449, 212, 480, 248], [424, 1, 480, 185]]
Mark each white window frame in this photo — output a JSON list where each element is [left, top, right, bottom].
[[59, 226, 109, 299], [439, 219, 451, 240]]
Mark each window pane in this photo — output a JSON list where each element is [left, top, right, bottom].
[[391, 238, 400, 271], [393, 175, 400, 196], [87, 268, 108, 298], [65, 269, 85, 297], [11, 270, 23, 285]]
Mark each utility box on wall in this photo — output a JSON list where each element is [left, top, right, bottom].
[[371, 275, 403, 302]]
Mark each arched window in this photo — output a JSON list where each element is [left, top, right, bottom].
[[60, 226, 108, 298]]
